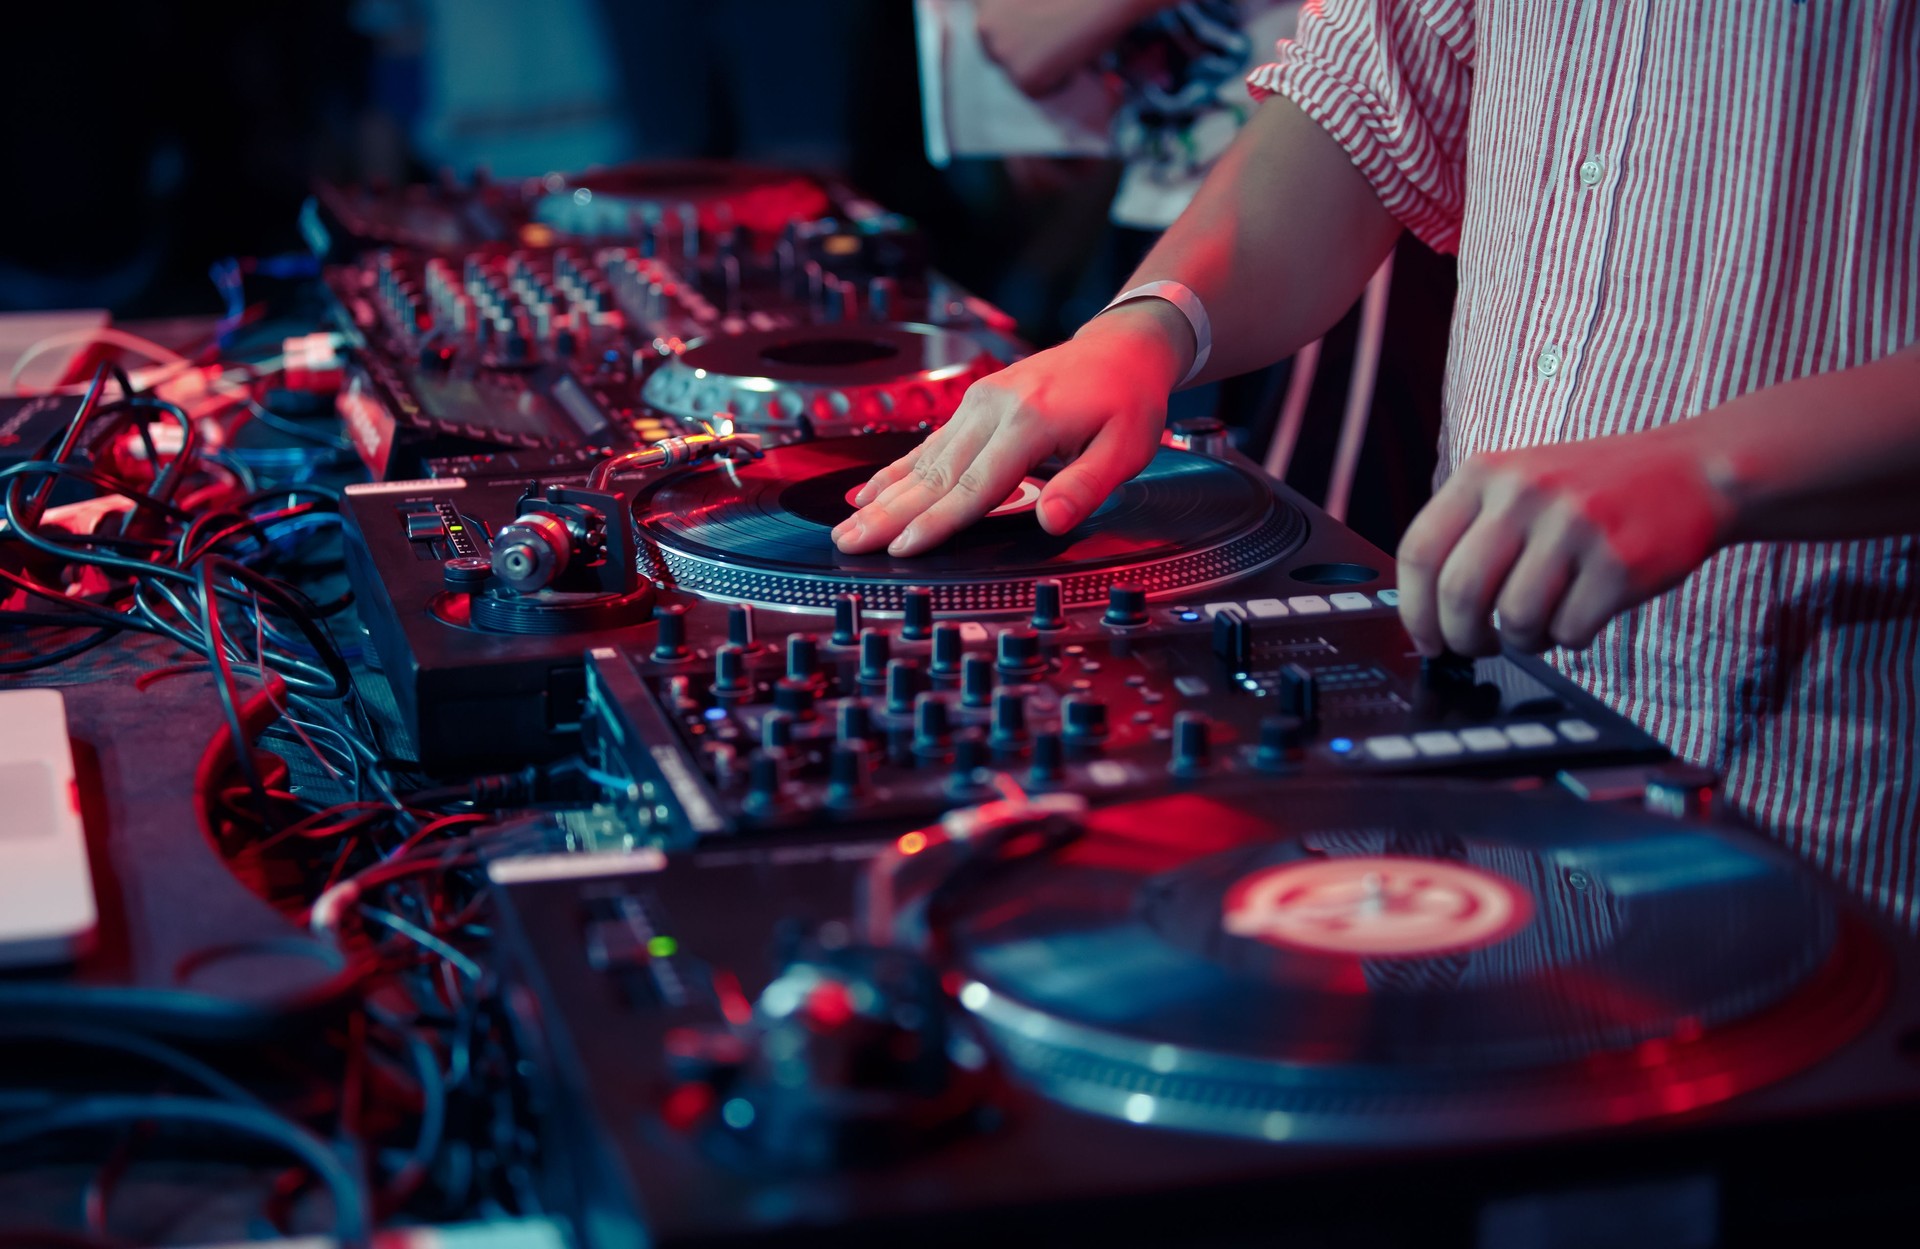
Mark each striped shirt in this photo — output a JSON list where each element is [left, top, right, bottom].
[[1249, 2, 1920, 923]]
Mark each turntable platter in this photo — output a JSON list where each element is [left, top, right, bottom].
[[631, 433, 1306, 612], [930, 782, 1886, 1143]]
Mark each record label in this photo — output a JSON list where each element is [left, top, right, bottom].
[[1221, 856, 1533, 958]]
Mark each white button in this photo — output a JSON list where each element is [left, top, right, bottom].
[[1087, 760, 1130, 787], [1375, 589, 1401, 607], [1364, 735, 1418, 762], [1244, 598, 1289, 618], [1287, 595, 1332, 614], [960, 622, 989, 643], [1203, 602, 1244, 619], [1505, 723, 1557, 748], [1459, 727, 1511, 753], [1330, 592, 1372, 611], [1578, 156, 1604, 187], [1557, 719, 1601, 743], [1536, 344, 1563, 378], [1412, 731, 1465, 757]]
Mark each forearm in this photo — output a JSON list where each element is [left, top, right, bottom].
[[1083, 96, 1403, 385], [1676, 340, 1920, 545]]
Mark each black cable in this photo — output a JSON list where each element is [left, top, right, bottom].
[[0, 1098, 368, 1246]]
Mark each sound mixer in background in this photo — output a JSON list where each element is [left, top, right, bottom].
[[837, 2, 1920, 910]]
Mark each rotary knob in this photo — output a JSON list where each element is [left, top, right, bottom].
[[947, 732, 989, 799], [858, 628, 891, 686], [885, 659, 922, 715], [930, 622, 963, 679], [901, 587, 934, 641], [827, 741, 870, 806], [831, 593, 863, 647], [995, 627, 1045, 678], [960, 654, 993, 708], [652, 603, 691, 662], [1061, 694, 1108, 745], [837, 698, 875, 745], [913, 692, 952, 761], [1104, 583, 1149, 628], [711, 643, 750, 701], [1030, 579, 1067, 631], [786, 633, 820, 684], [728, 603, 758, 649]]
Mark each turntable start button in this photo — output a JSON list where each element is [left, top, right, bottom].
[[1287, 596, 1332, 614], [1504, 723, 1557, 748]]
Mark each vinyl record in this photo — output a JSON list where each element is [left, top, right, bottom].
[[928, 782, 1886, 1143], [631, 433, 1306, 612]]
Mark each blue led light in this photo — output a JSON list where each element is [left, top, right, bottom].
[[1329, 737, 1354, 753], [1177, 610, 1200, 622], [703, 707, 727, 721]]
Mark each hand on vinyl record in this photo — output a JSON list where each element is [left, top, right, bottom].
[[1395, 428, 1735, 657], [832, 308, 1184, 557]]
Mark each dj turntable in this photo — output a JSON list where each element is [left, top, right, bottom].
[[489, 779, 1920, 1247]]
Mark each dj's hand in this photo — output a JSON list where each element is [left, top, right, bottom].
[[1396, 427, 1736, 657], [832, 304, 1188, 557]]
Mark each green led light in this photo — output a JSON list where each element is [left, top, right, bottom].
[[448, 523, 464, 532], [647, 935, 678, 958]]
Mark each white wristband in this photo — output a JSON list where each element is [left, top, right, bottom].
[[1097, 280, 1213, 387]]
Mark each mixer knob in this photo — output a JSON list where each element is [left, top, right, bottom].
[[1276, 664, 1318, 722], [1254, 714, 1307, 772], [652, 603, 691, 662], [1169, 712, 1211, 778], [744, 750, 783, 816], [728, 603, 758, 649], [827, 741, 871, 806], [901, 587, 934, 641], [990, 688, 1028, 754], [913, 692, 952, 761], [995, 626, 1045, 678], [858, 628, 891, 685], [1029, 730, 1065, 785], [503, 329, 532, 364], [786, 632, 820, 684], [836, 698, 874, 745], [761, 711, 795, 754], [1030, 579, 1067, 631], [1061, 694, 1109, 745], [930, 622, 963, 679], [866, 276, 899, 321], [885, 659, 922, 714], [551, 322, 579, 359], [711, 642, 750, 700], [947, 732, 989, 799], [1104, 582, 1149, 628], [831, 593, 863, 646], [960, 654, 993, 708], [772, 678, 816, 719]]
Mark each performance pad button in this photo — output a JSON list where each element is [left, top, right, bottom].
[[1221, 857, 1534, 958]]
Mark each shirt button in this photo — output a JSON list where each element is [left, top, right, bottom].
[[1536, 344, 1564, 378], [1578, 156, 1605, 187]]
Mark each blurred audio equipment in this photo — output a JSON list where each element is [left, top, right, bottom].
[[313, 164, 1020, 479]]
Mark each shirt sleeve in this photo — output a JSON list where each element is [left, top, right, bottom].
[[1246, 0, 1475, 254]]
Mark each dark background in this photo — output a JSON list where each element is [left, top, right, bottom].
[[0, 0, 1452, 547]]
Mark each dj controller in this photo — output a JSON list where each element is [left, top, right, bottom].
[[314, 164, 1920, 1247]]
